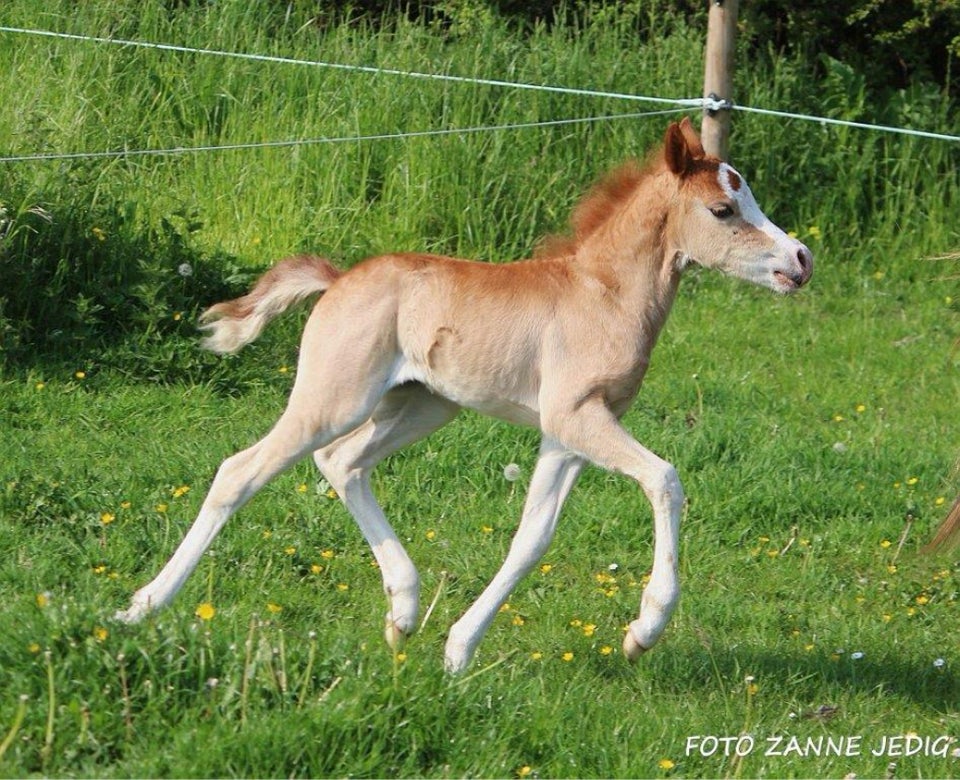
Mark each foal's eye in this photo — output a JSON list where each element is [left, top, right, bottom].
[[709, 203, 735, 219]]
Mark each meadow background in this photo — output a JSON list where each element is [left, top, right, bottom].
[[1, 1, 959, 777]]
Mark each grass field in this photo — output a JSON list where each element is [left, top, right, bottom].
[[1, 1, 959, 777]]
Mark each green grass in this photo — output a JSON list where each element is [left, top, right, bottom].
[[1, 1, 959, 777]]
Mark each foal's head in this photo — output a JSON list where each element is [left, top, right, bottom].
[[665, 118, 813, 293]]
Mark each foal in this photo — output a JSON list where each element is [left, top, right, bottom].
[[117, 118, 813, 672]]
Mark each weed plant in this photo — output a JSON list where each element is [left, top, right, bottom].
[[0, 1, 958, 777]]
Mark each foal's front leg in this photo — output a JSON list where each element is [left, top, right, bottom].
[[444, 437, 584, 672], [545, 398, 684, 660]]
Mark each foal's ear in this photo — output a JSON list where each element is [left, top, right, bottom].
[[664, 117, 706, 176]]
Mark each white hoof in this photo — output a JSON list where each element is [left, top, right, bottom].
[[622, 627, 648, 662], [113, 594, 152, 624], [443, 639, 473, 674], [384, 620, 408, 651]]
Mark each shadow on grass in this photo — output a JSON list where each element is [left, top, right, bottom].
[[0, 184, 302, 391], [593, 637, 958, 713]]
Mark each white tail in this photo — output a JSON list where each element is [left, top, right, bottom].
[[199, 254, 342, 354]]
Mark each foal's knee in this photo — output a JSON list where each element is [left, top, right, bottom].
[[635, 459, 684, 517]]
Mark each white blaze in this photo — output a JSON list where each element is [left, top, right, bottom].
[[717, 162, 798, 256]]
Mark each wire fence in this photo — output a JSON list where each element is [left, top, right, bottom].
[[1, 24, 958, 165]]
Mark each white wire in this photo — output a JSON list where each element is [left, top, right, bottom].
[[0, 108, 688, 163], [735, 104, 960, 144], [1, 24, 957, 163], [0, 26, 709, 109]]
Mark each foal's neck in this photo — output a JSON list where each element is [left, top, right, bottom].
[[576, 166, 682, 334]]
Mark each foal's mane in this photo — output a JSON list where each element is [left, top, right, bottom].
[[535, 151, 664, 259]]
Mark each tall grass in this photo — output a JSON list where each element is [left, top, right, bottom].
[[1, 1, 958, 777]]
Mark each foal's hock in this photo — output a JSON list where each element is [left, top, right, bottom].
[[117, 118, 813, 672]]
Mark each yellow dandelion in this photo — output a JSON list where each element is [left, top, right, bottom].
[[887, 564, 898, 574], [91, 227, 106, 241], [600, 645, 613, 656], [285, 546, 297, 556], [336, 583, 349, 592], [155, 503, 168, 514], [880, 539, 892, 548], [93, 627, 108, 642], [35, 593, 49, 609], [935, 496, 946, 506], [512, 614, 525, 626], [278, 365, 289, 374], [747, 682, 759, 695], [807, 225, 821, 239], [907, 477, 919, 486], [172, 312, 182, 322], [833, 414, 844, 422], [530, 651, 543, 661], [582, 623, 596, 637], [499, 603, 512, 613], [561, 651, 574, 662], [92, 564, 107, 575], [266, 602, 283, 614], [100, 512, 115, 525], [916, 595, 929, 605], [804, 643, 815, 652], [539, 563, 553, 574], [195, 602, 215, 621], [75, 371, 86, 380], [296, 483, 308, 494], [310, 564, 323, 575], [766, 549, 779, 558], [320, 549, 335, 560], [172, 485, 190, 498], [35, 382, 45, 391], [873, 270, 886, 280], [396, 652, 407, 663], [906, 606, 917, 617], [120, 500, 131, 510], [882, 613, 892, 623], [517, 766, 533, 779], [425, 529, 436, 541], [28, 643, 41, 654], [325, 488, 338, 500], [481, 525, 493, 534], [658, 758, 676, 771], [855, 403, 866, 413]]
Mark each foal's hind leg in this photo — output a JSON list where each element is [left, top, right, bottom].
[[116, 353, 397, 623], [313, 384, 460, 648]]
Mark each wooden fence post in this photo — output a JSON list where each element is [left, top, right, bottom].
[[701, 0, 739, 160]]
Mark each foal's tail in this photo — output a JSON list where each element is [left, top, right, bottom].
[[200, 254, 342, 354], [923, 494, 960, 554]]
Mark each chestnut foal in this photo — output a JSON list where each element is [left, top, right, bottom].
[[117, 118, 813, 672]]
